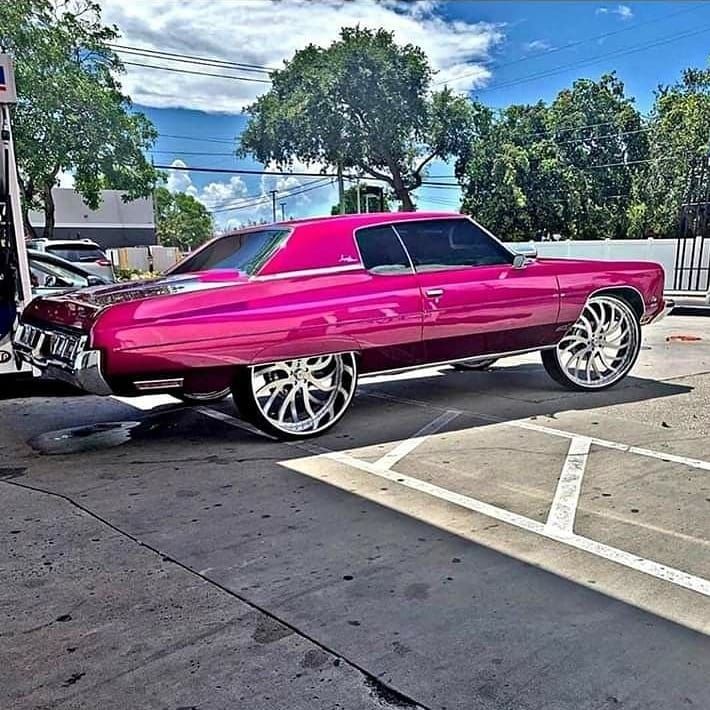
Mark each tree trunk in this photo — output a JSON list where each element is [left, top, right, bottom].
[[22, 207, 37, 240], [42, 184, 56, 240], [396, 188, 415, 211]]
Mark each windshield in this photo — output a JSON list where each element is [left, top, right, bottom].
[[171, 229, 289, 276]]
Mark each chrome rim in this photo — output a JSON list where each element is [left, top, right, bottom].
[[250, 353, 357, 435], [556, 296, 638, 388]]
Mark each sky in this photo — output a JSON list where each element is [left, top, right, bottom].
[[92, 0, 710, 230]]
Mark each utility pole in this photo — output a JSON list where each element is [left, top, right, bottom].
[[337, 161, 345, 215], [356, 177, 361, 214], [280, 202, 286, 221], [270, 190, 277, 222]]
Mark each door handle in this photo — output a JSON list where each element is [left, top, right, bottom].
[[425, 288, 444, 298]]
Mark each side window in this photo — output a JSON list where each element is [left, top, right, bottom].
[[355, 225, 412, 274], [394, 219, 512, 271]]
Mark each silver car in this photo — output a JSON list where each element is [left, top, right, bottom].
[[26, 238, 115, 283], [28, 249, 110, 295]]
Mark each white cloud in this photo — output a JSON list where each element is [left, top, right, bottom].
[[596, 5, 633, 20], [164, 159, 337, 229], [100, 0, 504, 113], [523, 39, 552, 53], [56, 170, 76, 189]]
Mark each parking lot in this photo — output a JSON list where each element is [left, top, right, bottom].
[[2, 313, 710, 710]]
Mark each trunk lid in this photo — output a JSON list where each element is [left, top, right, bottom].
[[22, 269, 248, 331]]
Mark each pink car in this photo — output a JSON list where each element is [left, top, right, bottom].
[[14, 213, 669, 439]]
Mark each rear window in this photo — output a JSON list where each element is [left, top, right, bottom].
[[46, 245, 106, 262], [355, 225, 412, 274], [172, 229, 289, 275]]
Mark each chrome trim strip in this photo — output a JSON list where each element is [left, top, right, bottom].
[[134, 378, 184, 391], [251, 264, 364, 281], [365, 346, 553, 377]]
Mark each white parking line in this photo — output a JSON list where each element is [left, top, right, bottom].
[[545, 436, 592, 537], [373, 409, 461, 471], [366, 389, 710, 473], [312, 447, 710, 598]]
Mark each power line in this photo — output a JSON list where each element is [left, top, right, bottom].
[[122, 61, 271, 83], [210, 178, 335, 214], [472, 24, 710, 94], [159, 134, 236, 145], [437, 3, 703, 87], [111, 44, 273, 73]]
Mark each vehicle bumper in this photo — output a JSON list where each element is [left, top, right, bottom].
[[13, 323, 112, 395], [643, 299, 675, 325]]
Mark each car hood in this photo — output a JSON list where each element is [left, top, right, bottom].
[[23, 269, 249, 330]]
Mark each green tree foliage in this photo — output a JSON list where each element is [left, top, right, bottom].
[[458, 74, 648, 240], [154, 187, 214, 251], [0, 0, 158, 238], [631, 68, 710, 237], [240, 27, 479, 211], [329, 184, 391, 214]]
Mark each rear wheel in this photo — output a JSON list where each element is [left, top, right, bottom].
[[232, 353, 358, 439], [542, 294, 641, 391]]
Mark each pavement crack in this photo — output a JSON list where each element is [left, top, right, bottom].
[[0, 477, 432, 710]]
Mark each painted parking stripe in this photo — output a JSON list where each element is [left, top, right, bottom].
[[373, 409, 461, 471], [366, 389, 710, 473], [545, 436, 592, 537], [314, 448, 710, 598]]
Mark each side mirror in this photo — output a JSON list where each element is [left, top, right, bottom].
[[512, 254, 527, 270], [87, 275, 105, 287]]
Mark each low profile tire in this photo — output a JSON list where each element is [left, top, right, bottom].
[[452, 358, 498, 371], [176, 388, 231, 404], [542, 294, 641, 391], [232, 353, 358, 439]]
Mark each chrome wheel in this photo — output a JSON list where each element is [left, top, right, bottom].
[[554, 295, 640, 389], [248, 353, 357, 436]]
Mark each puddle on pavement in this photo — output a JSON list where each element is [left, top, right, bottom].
[[28, 411, 179, 455]]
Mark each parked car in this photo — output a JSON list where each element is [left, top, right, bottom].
[[27, 238, 115, 283], [14, 213, 670, 439], [28, 249, 110, 296]]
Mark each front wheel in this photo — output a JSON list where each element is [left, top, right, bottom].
[[232, 353, 358, 439], [542, 294, 641, 391]]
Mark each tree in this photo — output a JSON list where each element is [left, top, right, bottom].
[[0, 0, 159, 239], [632, 67, 710, 236], [240, 27, 480, 211], [329, 184, 391, 214], [155, 187, 214, 251], [457, 74, 648, 240]]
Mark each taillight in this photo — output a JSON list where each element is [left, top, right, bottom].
[[97, 259, 111, 266]]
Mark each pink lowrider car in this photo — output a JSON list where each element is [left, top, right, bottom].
[[14, 213, 669, 438]]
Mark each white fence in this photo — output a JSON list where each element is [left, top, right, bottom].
[[503, 238, 678, 285]]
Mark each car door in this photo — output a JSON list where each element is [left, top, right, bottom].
[[351, 224, 426, 371], [393, 218, 561, 363]]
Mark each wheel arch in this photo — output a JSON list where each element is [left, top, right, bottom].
[[588, 286, 645, 321]]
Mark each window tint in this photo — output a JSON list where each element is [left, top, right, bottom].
[[394, 219, 511, 271], [46, 245, 107, 262], [172, 229, 288, 275], [30, 257, 89, 289], [355, 226, 412, 274]]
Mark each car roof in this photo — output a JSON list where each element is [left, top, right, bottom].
[[27, 248, 94, 276], [276, 211, 463, 229]]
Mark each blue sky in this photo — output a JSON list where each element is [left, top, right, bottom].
[[95, 1, 710, 229]]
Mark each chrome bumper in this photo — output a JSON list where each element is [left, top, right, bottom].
[[13, 323, 112, 395], [646, 299, 675, 324]]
